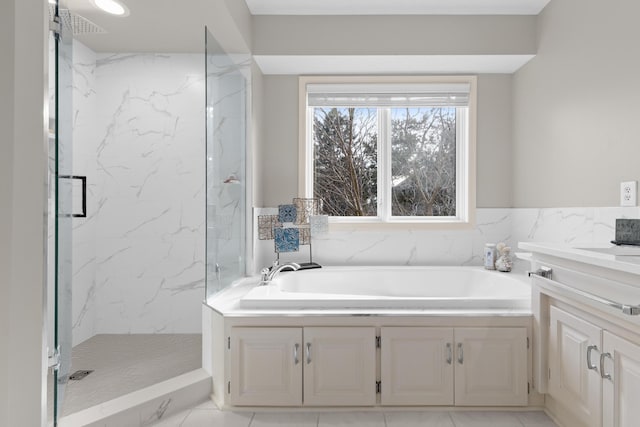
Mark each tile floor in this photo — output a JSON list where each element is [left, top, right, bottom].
[[151, 401, 559, 427], [58, 334, 201, 415]]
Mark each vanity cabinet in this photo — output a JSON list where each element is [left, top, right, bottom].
[[547, 305, 640, 427], [228, 326, 376, 407], [602, 331, 640, 427], [548, 306, 603, 427], [380, 327, 528, 406]]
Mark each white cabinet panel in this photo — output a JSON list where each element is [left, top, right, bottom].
[[303, 327, 376, 406], [602, 331, 640, 427], [548, 306, 602, 427], [380, 327, 454, 405], [230, 327, 302, 406], [454, 327, 528, 406]]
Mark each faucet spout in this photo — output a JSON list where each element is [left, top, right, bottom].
[[259, 262, 300, 285]]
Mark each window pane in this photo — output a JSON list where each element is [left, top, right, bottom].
[[391, 107, 457, 217], [313, 107, 378, 216]]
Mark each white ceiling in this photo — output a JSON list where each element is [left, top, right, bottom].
[[245, 0, 551, 16]]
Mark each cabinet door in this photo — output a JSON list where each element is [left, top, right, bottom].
[[303, 327, 376, 406], [548, 306, 602, 427], [380, 327, 454, 405], [230, 327, 302, 406], [602, 332, 640, 427], [454, 327, 528, 406]]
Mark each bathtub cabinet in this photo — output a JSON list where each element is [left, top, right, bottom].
[[454, 327, 528, 406], [303, 327, 376, 406], [228, 326, 376, 407], [229, 327, 302, 406], [380, 327, 528, 406], [380, 327, 454, 405]]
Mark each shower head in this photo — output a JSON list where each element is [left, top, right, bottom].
[[49, 5, 107, 36]]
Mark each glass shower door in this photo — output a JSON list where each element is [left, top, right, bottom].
[[205, 27, 248, 298], [49, 1, 74, 424]]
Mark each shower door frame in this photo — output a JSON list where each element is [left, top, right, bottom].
[[48, 1, 74, 424]]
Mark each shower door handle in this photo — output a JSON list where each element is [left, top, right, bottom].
[[457, 343, 464, 364], [306, 342, 312, 364], [446, 343, 452, 365], [58, 175, 87, 218]]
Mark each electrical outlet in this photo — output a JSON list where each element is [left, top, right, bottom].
[[620, 181, 637, 207]]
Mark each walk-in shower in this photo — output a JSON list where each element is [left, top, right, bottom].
[[46, 8, 251, 426]]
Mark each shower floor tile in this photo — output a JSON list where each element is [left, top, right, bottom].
[[60, 333, 201, 416]]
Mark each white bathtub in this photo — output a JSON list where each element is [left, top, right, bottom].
[[239, 266, 531, 310]]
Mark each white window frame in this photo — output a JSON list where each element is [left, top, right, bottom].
[[299, 76, 477, 230]]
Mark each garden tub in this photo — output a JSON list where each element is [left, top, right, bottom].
[[239, 266, 530, 310]]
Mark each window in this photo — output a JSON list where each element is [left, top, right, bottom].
[[299, 76, 476, 228]]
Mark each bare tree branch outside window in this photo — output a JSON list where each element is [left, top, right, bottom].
[[313, 107, 377, 216], [312, 106, 456, 218], [391, 107, 456, 216]]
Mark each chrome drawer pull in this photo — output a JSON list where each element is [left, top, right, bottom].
[[600, 352, 613, 381], [457, 343, 464, 364], [294, 343, 299, 365], [586, 345, 599, 371], [446, 343, 452, 365], [306, 342, 312, 364]]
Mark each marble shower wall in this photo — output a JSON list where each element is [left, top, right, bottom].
[[71, 45, 205, 344], [254, 207, 640, 272], [93, 53, 205, 335], [71, 41, 98, 345]]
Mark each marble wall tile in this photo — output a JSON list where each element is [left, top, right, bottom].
[[253, 207, 640, 274], [93, 52, 205, 335], [71, 41, 98, 346], [253, 208, 513, 271], [70, 50, 206, 340], [511, 207, 640, 246]]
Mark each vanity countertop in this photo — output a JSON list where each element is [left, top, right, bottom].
[[519, 241, 640, 277]]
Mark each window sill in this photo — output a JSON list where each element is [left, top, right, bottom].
[[327, 218, 476, 232]]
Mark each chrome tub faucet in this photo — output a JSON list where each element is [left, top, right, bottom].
[[259, 262, 301, 285]]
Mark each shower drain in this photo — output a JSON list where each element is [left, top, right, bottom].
[[69, 370, 93, 381]]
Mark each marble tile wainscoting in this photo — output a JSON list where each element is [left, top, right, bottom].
[[254, 207, 640, 271], [70, 42, 206, 345]]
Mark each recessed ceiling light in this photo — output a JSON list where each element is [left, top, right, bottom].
[[93, 0, 129, 16]]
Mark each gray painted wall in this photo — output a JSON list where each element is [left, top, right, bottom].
[[253, 15, 536, 55], [258, 74, 513, 208], [512, 0, 640, 207], [0, 1, 48, 426]]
